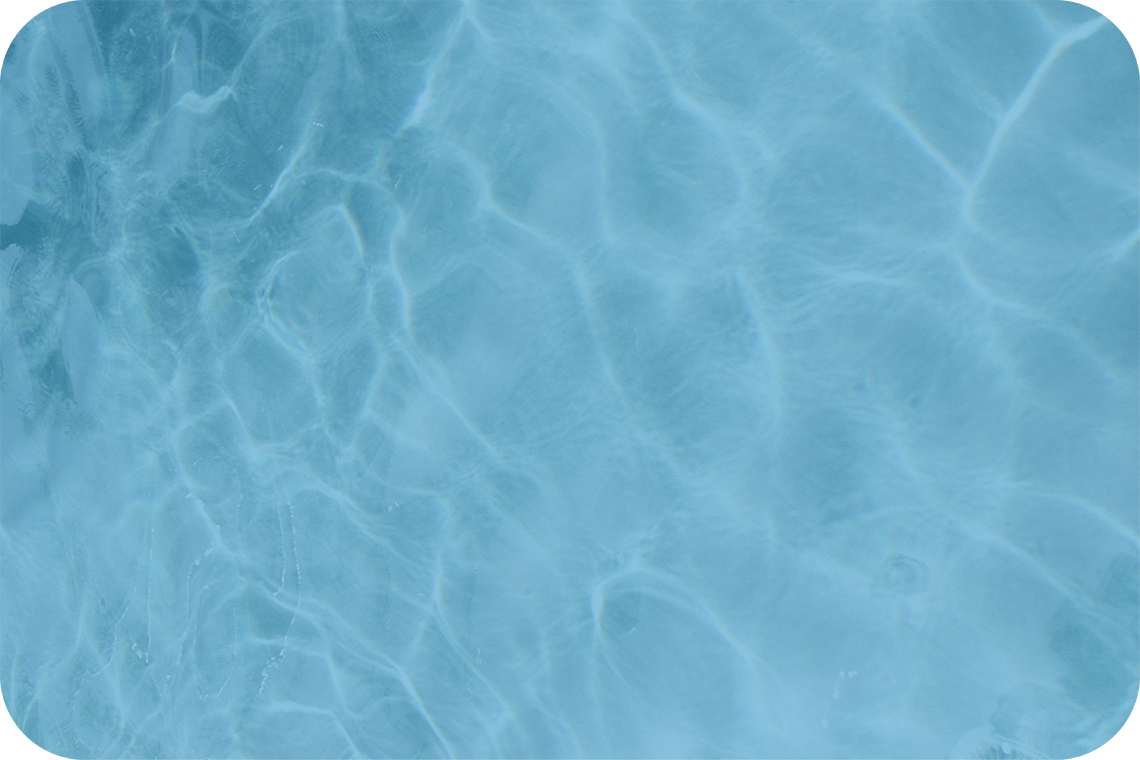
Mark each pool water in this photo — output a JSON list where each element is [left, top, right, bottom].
[[1, 2, 1137, 758]]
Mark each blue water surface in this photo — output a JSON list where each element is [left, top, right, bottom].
[[1, 1, 1138, 758]]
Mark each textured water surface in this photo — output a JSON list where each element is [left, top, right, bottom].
[[1, 1, 1138, 758]]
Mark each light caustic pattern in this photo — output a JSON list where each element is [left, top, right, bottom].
[[0, 2, 1137, 758]]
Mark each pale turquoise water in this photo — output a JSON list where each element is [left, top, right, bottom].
[[0, 2, 1137, 758]]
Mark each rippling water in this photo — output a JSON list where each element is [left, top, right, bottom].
[[1, 2, 1137, 758]]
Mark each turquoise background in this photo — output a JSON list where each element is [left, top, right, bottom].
[[1, 2, 1137, 758]]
